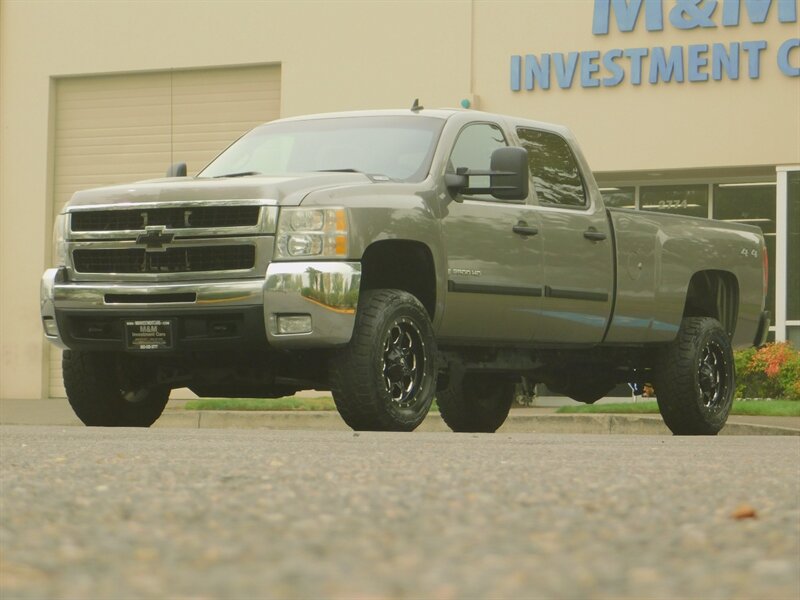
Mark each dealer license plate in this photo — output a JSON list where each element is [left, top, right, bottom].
[[125, 319, 174, 350]]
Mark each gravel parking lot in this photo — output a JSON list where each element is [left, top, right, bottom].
[[1, 426, 798, 599]]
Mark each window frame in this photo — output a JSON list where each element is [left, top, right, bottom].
[[516, 126, 590, 211]]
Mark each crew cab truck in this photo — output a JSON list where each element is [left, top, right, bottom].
[[41, 108, 770, 435]]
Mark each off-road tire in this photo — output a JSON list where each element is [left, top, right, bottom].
[[329, 289, 437, 431], [437, 372, 514, 433], [63, 350, 170, 427], [654, 316, 735, 435]]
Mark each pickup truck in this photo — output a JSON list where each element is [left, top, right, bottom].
[[41, 107, 770, 435]]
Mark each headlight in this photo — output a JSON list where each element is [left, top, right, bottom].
[[275, 208, 349, 259], [53, 214, 68, 266]]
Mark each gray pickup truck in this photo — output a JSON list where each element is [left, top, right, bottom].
[[41, 107, 770, 435]]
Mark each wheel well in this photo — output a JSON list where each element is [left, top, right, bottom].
[[683, 270, 739, 337], [360, 240, 436, 318]]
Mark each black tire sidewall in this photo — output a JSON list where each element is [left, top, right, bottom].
[[369, 297, 436, 427], [331, 289, 437, 431], [656, 317, 735, 435], [438, 372, 514, 433], [63, 351, 169, 427]]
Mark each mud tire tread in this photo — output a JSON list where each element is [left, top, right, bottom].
[[63, 350, 169, 427], [437, 373, 514, 433], [329, 289, 436, 431], [654, 317, 734, 436]]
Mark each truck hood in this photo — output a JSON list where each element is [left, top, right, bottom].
[[64, 172, 374, 211]]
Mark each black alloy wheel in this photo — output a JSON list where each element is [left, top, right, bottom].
[[330, 289, 437, 431], [654, 316, 735, 435]]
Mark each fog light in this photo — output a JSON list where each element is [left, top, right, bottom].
[[43, 317, 59, 337], [276, 314, 312, 334]]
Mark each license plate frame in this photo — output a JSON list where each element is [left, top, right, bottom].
[[124, 319, 174, 351]]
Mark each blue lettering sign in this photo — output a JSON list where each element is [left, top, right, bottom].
[[650, 46, 685, 82], [553, 52, 580, 88], [742, 40, 767, 78], [510, 55, 522, 91], [593, 0, 664, 34], [687, 44, 710, 81], [581, 50, 602, 87], [602, 49, 626, 85], [722, 0, 798, 26], [712, 42, 740, 79], [525, 54, 551, 90], [624, 47, 650, 84], [778, 38, 800, 75], [669, 0, 718, 29]]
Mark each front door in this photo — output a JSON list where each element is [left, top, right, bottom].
[[438, 122, 544, 344]]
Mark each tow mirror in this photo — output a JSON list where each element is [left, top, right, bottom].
[[445, 147, 529, 201], [489, 146, 529, 201], [166, 162, 187, 177]]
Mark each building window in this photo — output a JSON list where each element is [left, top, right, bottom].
[[713, 183, 777, 321], [640, 184, 708, 218]]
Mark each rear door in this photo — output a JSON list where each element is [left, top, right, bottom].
[[516, 127, 614, 344], [438, 122, 544, 344]]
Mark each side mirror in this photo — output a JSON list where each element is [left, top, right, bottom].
[[489, 147, 529, 201], [445, 147, 530, 201], [166, 162, 187, 177]]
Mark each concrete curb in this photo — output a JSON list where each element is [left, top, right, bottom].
[[150, 410, 800, 436], [2, 399, 798, 435]]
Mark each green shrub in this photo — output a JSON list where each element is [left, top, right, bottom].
[[735, 342, 800, 400]]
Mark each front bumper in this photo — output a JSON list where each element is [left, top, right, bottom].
[[41, 261, 361, 351]]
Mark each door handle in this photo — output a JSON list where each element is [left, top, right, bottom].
[[583, 229, 607, 241], [513, 223, 539, 237]]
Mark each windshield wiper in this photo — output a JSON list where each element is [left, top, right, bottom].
[[315, 168, 362, 173], [213, 171, 261, 178]]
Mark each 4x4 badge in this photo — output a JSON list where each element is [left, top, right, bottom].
[[136, 226, 174, 251]]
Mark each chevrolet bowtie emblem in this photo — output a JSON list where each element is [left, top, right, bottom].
[[136, 227, 174, 251]]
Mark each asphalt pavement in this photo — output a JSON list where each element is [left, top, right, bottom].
[[1, 427, 798, 599]]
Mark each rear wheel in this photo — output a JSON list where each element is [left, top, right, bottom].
[[63, 350, 170, 427], [654, 317, 734, 435], [437, 372, 514, 433], [330, 289, 437, 431]]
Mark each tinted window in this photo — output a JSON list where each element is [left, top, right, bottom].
[[449, 123, 507, 194], [517, 128, 586, 207]]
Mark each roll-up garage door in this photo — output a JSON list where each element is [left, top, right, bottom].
[[49, 65, 281, 398]]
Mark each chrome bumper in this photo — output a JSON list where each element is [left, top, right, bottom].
[[41, 261, 361, 350]]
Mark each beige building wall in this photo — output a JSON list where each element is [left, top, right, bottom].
[[1, 0, 798, 400]]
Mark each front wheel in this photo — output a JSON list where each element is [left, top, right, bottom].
[[329, 289, 437, 431], [654, 317, 735, 435], [63, 351, 170, 427]]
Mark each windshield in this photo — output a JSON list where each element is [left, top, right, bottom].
[[198, 115, 445, 182]]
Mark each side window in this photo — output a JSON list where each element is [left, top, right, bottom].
[[449, 123, 507, 197], [517, 128, 586, 207]]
